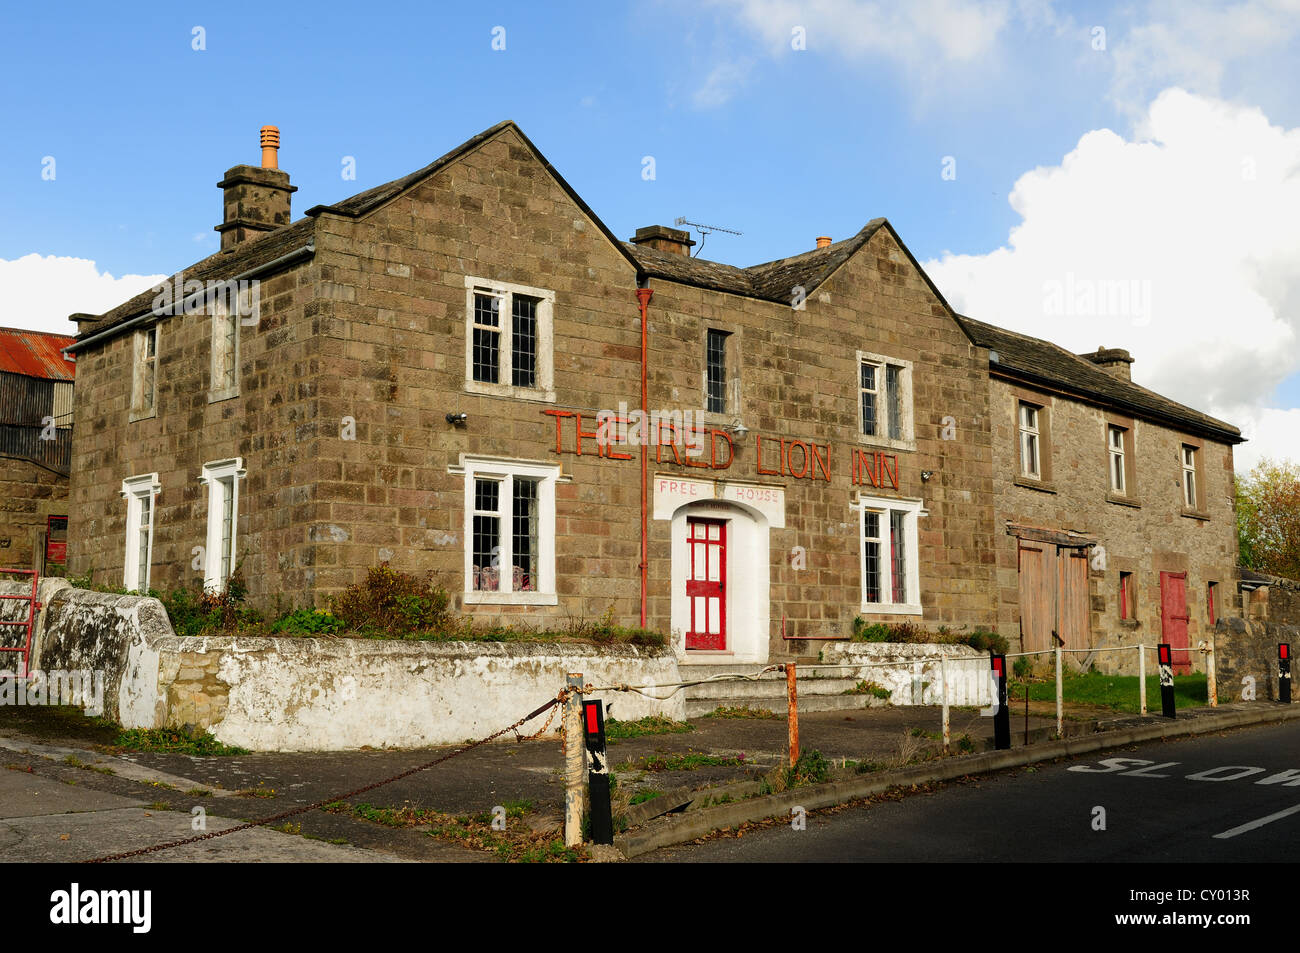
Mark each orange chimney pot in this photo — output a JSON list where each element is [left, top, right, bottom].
[[260, 125, 280, 170], [816, 236, 832, 249]]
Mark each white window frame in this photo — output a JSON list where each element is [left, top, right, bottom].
[[130, 325, 159, 421], [198, 458, 246, 593], [463, 276, 555, 403], [856, 350, 914, 450], [855, 494, 923, 616], [1018, 402, 1041, 479], [451, 455, 560, 605], [208, 295, 240, 402], [121, 473, 160, 593], [1181, 445, 1198, 508], [1108, 425, 1126, 494]]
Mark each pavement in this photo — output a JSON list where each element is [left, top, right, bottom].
[[0, 697, 1291, 863]]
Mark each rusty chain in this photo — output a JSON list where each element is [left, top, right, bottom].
[[82, 691, 570, 863]]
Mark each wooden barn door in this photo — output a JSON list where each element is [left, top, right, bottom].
[[1017, 540, 1092, 653], [1160, 571, 1191, 675]]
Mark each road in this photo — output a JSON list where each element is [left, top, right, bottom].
[[645, 720, 1300, 862]]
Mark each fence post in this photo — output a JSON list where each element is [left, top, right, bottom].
[[1206, 635, 1217, 708], [940, 654, 950, 752], [1158, 643, 1176, 719], [1138, 645, 1147, 716], [563, 673, 585, 847], [786, 662, 799, 767], [1054, 640, 1063, 738]]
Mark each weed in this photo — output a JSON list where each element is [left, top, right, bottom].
[[145, 801, 170, 811], [185, 788, 212, 797], [625, 752, 746, 772], [62, 754, 84, 768], [957, 734, 977, 754], [236, 786, 277, 798], [605, 715, 694, 740], [112, 727, 249, 756], [844, 680, 892, 699], [703, 705, 779, 719]]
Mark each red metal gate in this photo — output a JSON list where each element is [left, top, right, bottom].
[[685, 518, 726, 651], [1160, 571, 1191, 675], [0, 569, 39, 678]]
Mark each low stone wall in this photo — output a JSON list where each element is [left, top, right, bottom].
[[22, 584, 683, 751], [820, 642, 993, 706]]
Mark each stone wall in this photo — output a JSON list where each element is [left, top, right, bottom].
[[1215, 572, 1300, 703], [0, 456, 67, 572]]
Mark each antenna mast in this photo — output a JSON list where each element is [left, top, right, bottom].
[[674, 216, 742, 258]]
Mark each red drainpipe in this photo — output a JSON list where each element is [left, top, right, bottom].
[[635, 286, 654, 629]]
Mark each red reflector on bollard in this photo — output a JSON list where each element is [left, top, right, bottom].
[[1159, 645, 1171, 665], [992, 657, 1003, 676], [585, 703, 598, 734], [1282, 644, 1290, 661]]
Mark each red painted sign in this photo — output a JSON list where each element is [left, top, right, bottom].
[[851, 449, 899, 490]]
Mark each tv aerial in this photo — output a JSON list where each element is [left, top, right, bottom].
[[674, 217, 741, 258]]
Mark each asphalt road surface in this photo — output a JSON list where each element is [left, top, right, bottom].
[[645, 720, 1300, 862]]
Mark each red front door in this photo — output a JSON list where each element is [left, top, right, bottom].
[[1160, 571, 1191, 675], [686, 517, 726, 651]]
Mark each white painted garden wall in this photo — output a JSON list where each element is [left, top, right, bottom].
[[821, 642, 994, 706]]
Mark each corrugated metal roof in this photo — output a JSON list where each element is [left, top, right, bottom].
[[0, 327, 76, 380]]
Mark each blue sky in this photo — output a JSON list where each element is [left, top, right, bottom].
[[2, 0, 1299, 465]]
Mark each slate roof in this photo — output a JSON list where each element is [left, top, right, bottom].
[[955, 314, 1242, 443], [622, 220, 888, 303], [0, 327, 76, 380]]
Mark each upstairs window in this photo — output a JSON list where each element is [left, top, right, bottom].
[[121, 473, 160, 593], [1019, 403, 1041, 479], [1108, 426, 1126, 494], [209, 299, 239, 401], [131, 326, 159, 419], [464, 277, 555, 401], [706, 329, 729, 414], [1181, 445, 1199, 509], [858, 351, 913, 446]]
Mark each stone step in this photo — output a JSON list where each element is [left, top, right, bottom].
[[686, 693, 887, 719]]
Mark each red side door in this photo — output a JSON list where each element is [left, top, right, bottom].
[[1160, 571, 1191, 675], [686, 518, 726, 651]]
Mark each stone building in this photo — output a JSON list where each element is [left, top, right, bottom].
[[0, 327, 74, 574], [63, 121, 1242, 670]]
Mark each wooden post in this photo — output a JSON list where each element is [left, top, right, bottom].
[[1206, 636, 1217, 707], [786, 662, 799, 767], [563, 673, 585, 847], [1055, 641, 1063, 737], [1138, 645, 1147, 715], [940, 654, 950, 752]]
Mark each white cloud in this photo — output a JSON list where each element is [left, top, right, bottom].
[[1109, 0, 1300, 119], [693, 58, 754, 108], [924, 88, 1300, 469], [0, 254, 165, 335]]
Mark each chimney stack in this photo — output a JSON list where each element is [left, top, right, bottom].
[[1080, 346, 1134, 381], [216, 125, 297, 250], [816, 236, 832, 249], [629, 225, 695, 257]]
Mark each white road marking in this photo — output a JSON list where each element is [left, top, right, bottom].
[[1212, 802, 1300, 839]]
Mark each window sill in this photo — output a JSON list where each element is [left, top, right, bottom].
[[128, 408, 157, 423], [859, 603, 923, 616], [464, 380, 556, 403], [208, 388, 239, 404], [857, 435, 917, 453], [463, 591, 558, 606], [1179, 507, 1211, 521], [1013, 476, 1056, 494], [1105, 492, 1141, 508], [1119, 618, 1141, 629]]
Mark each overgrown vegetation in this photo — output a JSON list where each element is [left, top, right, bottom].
[[605, 715, 694, 740], [844, 679, 892, 699], [702, 705, 780, 719], [70, 563, 670, 648], [851, 618, 1010, 656], [1237, 457, 1300, 578], [621, 752, 747, 772], [111, 727, 249, 756]]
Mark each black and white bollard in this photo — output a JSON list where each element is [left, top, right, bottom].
[[1158, 643, 1176, 719], [582, 699, 613, 845], [991, 654, 1010, 750], [1280, 644, 1292, 705]]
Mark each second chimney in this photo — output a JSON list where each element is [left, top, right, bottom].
[[1080, 346, 1134, 381], [630, 225, 695, 257], [215, 125, 297, 250], [816, 236, 832, 249]]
